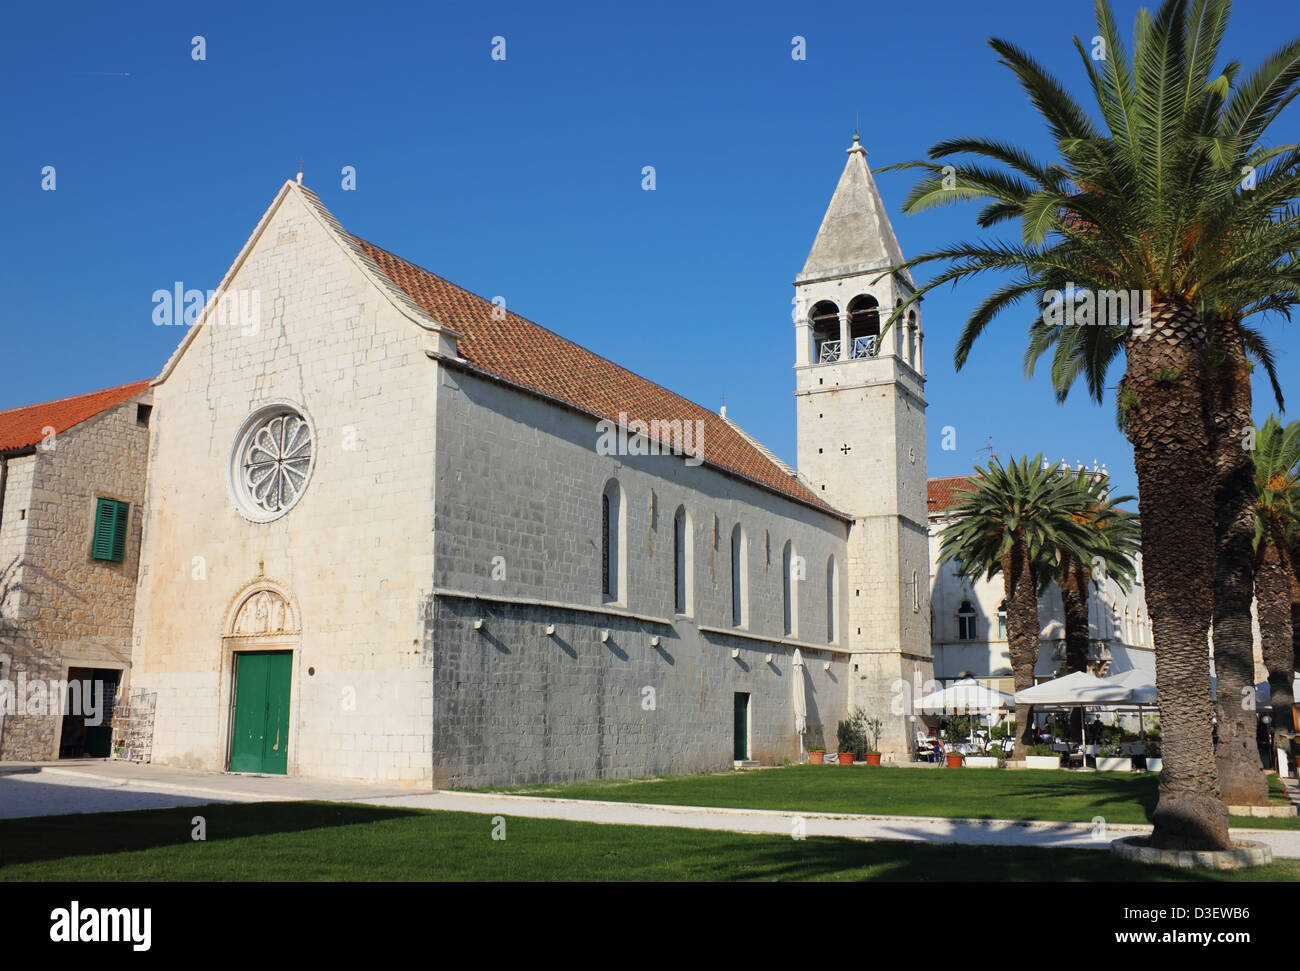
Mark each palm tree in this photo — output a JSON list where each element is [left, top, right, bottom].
[[937, 456, 1095, 758], [1025, 310, 1283, 804], [1055, 470, 1141, 678], [1254, 417, 1300, 735], [880, 0, 1300, 850]]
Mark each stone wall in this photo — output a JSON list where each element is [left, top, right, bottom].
[[427, 365, 852, 786], [0, 399, 148, 760]]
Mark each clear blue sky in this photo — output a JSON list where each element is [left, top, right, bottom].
[[2, 0, 1296, 500]]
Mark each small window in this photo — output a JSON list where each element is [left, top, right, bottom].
[[997, 600, 1007, 640], [673, 506, 692, 615], [91, 498, 129, 563], [601, 479, 625, 602], [731, 524, 747, 628], [136, 403, 153, 426], [782, 541, 798, 637], [826, 555, 838, 643], [957, 600, 977, 641]]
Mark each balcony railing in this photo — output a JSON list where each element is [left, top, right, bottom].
[[817, 340, 841, 363], [851, 335, 877, 358]]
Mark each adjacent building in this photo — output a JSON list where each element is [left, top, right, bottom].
[[0, 381, 152, 759]]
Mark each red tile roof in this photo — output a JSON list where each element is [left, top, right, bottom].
[[355, 237, 838, 515], [0, 380, 151, 453], [927, 475, 979, 513]]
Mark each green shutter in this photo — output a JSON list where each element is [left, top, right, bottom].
[[91, 498, 129, 563]]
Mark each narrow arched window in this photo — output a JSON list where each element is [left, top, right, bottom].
[[997, 600, 1007, 640], [906, 310, 918, 367], [731, 524, 747, 628], [601, 479, 624, 602], [674, 506, 692, 615], [826, 555, 838, 643], [809, 300, 841, 363], [782, 541, 798, 637], [847, 295, 880, 358]]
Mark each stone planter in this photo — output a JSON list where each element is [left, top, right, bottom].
[[1025, 755, 1061, 769], [1111, 836, 1272, 870], [809, 750, 825, 764], [837, 752, 854, 765], [1144, 757, 1162, 773], [964, 756, 999, 768], [1097, 757, 1132, 772]]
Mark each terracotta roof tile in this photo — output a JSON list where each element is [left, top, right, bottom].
[[355, 237, 839, 515], [0, 380, 151, 453], [927, 475, 979, 512]]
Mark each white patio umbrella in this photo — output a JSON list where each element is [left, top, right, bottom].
[[1014, 668, 1156, 706], [917, 678, 1014, 747], [1015, 669, 1158, 763], [792, 649, 808, 759]]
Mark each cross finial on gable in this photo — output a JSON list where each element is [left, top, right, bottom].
[[296, 158, 304, 185]]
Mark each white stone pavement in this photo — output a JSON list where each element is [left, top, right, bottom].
[[361, 789, 1300, 858], [3, 761, 1299, 861]]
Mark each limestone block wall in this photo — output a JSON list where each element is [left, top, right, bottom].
[[130, 186, 438, 783], [0, 401, 148, 760], [427, 366, 852, 785]]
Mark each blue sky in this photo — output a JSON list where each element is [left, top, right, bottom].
[[2, 0, 1296, 500]]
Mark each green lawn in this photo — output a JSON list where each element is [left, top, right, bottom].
[[485, 765, 1300, 830], [1, 802, 1297, 881]]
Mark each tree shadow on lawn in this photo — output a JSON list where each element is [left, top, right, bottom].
[[667, 834, 1239, 882], [0, 801, 424, 869]]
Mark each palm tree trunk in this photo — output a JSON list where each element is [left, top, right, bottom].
[[1004, 539, 1040, 760], [1258, 538, 1296, 734], [1290, 552, 1300, 680], [1208, 317, 1270, 805], [1059, 554, 1091, 743], [1123, 298, 1230, 850]]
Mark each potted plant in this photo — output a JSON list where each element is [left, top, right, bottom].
[[1096, 741, 1132, 772], [836, 718, 857, 765], [1024, 744, 1061, 770], [806, 724, 826, 764], [862, 715, 883, 765]]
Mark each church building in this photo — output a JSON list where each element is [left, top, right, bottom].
[[0, 137, 933, 785]]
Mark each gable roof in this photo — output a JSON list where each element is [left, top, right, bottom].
[[927, 475, 978, 514], [0, 380, 151, 453], [355, 238, 839, 516]]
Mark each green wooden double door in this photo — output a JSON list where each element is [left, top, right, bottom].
[[229, 651, 292, 774]]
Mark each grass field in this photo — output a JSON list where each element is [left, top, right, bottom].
[[2, 802, 1298, 881], [487, 765, 1300, 830]]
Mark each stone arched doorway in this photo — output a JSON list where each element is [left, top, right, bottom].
[[220, 582, 300, 775]]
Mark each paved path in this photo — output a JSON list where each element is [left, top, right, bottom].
[[0, 760, 413, 820], [358, 789, 1300, 858], [3, 762, 1298, 860]]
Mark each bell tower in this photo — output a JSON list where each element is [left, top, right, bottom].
[[793, 134, 932, 756]]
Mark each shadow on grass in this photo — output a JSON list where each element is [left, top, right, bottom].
[[0, 801, 424, 869]]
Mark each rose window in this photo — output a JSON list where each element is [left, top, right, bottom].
[[229, 404, 316, 522]]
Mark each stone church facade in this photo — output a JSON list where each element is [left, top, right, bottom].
[[1, 138, 937, 785]]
